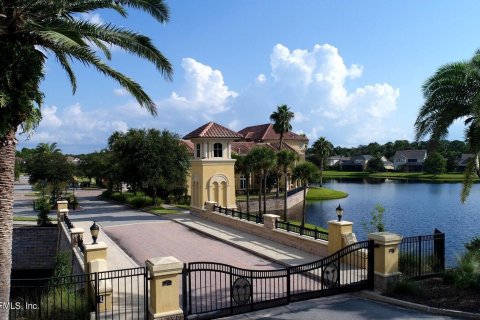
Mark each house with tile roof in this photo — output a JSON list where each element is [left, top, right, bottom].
[[456, 154, 473, 172]]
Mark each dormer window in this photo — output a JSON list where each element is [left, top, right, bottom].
[[196, 144, 201, 158], [213, 143, 223, 158]]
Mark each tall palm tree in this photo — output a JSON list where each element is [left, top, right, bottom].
[[313, 137, 333, 187], [233, 154, 253, 213], [415, 52, 480, 202], [0, 1, 172, 309], [35, 142, 62, 155], [293, 161, 319, 228], [277, 150, 298, 221], [248, 147, 276, 216], [270, 104, 295, 150]]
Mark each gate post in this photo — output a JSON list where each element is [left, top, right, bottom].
[[368, 232, 402, 292], [327, 220, 353, 255], [146, 256, 184, 320]]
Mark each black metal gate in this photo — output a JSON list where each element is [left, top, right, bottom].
[[9, 267, 149, 320], [182, 240, 374, 319]]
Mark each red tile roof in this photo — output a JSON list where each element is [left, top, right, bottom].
[[231, 141, 257, 155], [180, 139, 194, 155], [183, 122, 243, 139], [238, 123, 308, 142]]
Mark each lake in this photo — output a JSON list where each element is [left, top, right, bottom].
[[287, 178, 480, 267]]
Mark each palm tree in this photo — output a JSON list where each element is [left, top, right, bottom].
[[233, 154, 253, 213], [415, 52, 480, 202], [35, 142, 62, 154], [293, 161, 319, 228], [270, 104, 295, 150], [0, 1, 172, 308], [313, 137, 333, 187], [277, 150, 299, 221], [248, 147, 276, 216]]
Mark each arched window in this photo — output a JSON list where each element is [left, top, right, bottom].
[[213, 143, 223, 158], [196, 144, 201, 158]]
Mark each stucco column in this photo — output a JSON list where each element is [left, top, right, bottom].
[[205, 201, 217, 212], [56, 200, 68, 212], [70, 227, 84, 248], [368, 232, 403, 292], [146, 256, 184, 320], [263, 214, 280, 229], [57, 208, 69, 222], [327, 220, 353, 255], [84, 242, 108, 274]]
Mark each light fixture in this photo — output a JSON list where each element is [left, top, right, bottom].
[[90, 221, 100, 244], [336, 204, 344, 222]]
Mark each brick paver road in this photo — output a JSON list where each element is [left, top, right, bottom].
[[70, 189, 281, 270]]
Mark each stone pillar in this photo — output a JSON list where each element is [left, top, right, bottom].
[[146, 256, 183, 320], [263, 214, 279, 230], [83, 242, 108, 274], [57, 208, 69, 222], [327, 220, 353, 255], [204, 201, 217, 212], [89, 259, 112, 312], [56, 200, 68, 212], [70, 227, 84, 248], [368, 232, 403, 292]]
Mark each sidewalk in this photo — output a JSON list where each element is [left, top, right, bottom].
[[170, 214, 322, 267]]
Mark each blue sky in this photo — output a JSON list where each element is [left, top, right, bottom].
[[18, 1, 480, 154]]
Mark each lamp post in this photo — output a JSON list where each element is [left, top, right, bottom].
[[336, 204, 344, 222], [90, 221, 100, 244]]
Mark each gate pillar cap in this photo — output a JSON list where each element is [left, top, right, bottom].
[[146, 256, 183, 276], [328, 220, 353, 226], [84, 241, 108, 251], [368, 232, 402, 245]]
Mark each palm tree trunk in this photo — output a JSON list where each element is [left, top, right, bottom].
[[258, 176, 262, 216], [246, 173, 250, 214], [276, 174, 280, 198], [263, 175, 267, 216], [0, 128, 16, 316], [301, 184, 306, 228], [283, 173, 288, 221], [320, 160, 324, 187]]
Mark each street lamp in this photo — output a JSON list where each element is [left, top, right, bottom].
[[90, 221, 100, 244], [336, 204, 344, 222]]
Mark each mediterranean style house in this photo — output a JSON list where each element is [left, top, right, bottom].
[[182, 122, 309, 209]]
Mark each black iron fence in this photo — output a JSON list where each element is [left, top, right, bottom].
[[213, 204, 264, 224], [275, 220, 329, 241], [398, 229, 445, 279], [182, 240, 373, 319], [9, 267, 149, 320]]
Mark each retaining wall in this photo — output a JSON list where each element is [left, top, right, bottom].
[[13, 225, 58, 270]]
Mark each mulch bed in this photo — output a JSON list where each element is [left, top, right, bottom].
[[388, 277, 480, 313]]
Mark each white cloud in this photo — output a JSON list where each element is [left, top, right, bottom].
[[256, 74, 267, 83], [117, 100, 151, 118], [41, 106, 62, 128], [168, 58, 238, 114], [80, 13, 103, 24], [113, 88, 129, 96]]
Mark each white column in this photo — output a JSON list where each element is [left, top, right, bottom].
[[203, 142, 208, 158]]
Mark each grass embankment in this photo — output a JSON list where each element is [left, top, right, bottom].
[[306, 187, 348, 200], [323, 170, 474, 182], [13, 216, 58, 222], [102, 191, 186, 215], [286, 220, 328, 233]]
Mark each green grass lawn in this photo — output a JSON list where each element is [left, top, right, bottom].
[[306, 187, 348, 200], [285, 220, 328, 233], [323, 170, 475, 182], [148, 206, 184, 215]]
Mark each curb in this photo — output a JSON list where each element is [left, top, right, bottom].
[[355, 291, 480, 319]]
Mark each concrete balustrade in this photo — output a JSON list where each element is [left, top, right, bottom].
[[70, 227, 84, 248]]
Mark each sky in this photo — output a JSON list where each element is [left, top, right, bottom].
[[17, 1, 480, 154]]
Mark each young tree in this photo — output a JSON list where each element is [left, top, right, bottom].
[[366, 155, 386, 173], [292, 162, 319, 228], [233, 154, 254, 213], [276, 150, 298, 221], [270, 104, 295, 150], [415, 53, 480, 201], [0, 1, 173, 304], [313, 137, 333, 187], [423, 152, 447, 175], [248, 147, 276, 216]]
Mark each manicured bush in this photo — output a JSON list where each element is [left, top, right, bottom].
[[465, 236, 480, 253], [387, 278, 423, 296], [36, 197, 52, 226]]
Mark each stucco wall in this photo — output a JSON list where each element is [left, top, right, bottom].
[[192, 206, 328, 258]]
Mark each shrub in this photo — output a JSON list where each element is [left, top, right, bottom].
[[388, 278, 423, 296], [452, 252, 480, 290], [362, 203, 385, 234], [465, 236, 480, 253], [36, 197, 51, 226], [111, 192, 127, 203]]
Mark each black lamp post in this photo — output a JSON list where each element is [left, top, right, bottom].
[[90, 221, 100, 244], [336, 204, 344, 222]]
